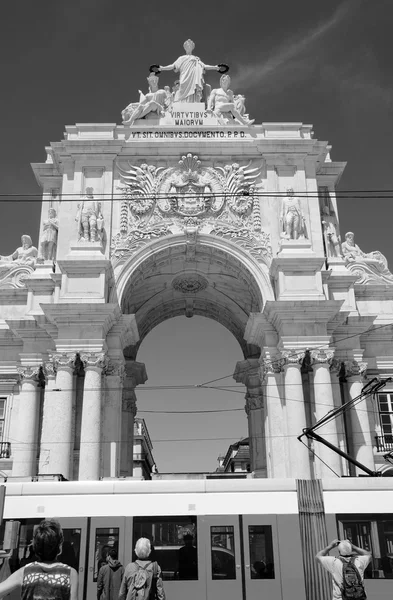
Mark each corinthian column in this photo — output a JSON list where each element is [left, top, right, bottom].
[[310, 349, 342, 477], [281, 350, 311, 479], [12, 366, 42, 477], [345, 360, 375, 473], [39, 353, 76, 479], [79, 352, 106, 480]]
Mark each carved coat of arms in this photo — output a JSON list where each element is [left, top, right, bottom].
[[112, 154, 272, 265]]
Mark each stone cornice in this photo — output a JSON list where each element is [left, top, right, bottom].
[[40, 303, 122, 340]]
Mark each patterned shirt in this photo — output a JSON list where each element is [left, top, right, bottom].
[[22, 562, 71, 600]]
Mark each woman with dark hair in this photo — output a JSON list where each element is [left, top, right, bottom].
[[0, 518, 78, 600]]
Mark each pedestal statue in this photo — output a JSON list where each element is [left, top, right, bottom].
[[321, 206, 341, 257], [39, 208, 59, 261], [207, 74, 254, 125], [280, 188, 307, 240], [76, 188, 104, 243]]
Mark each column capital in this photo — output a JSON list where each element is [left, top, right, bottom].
[[281, 349, 305, 366], [310, 348, 335, 366], [105, 360, 125, 379], [124, 360, 147, 387], [17, 365, 41, 382], [43, 361, 57, 380], [80, 352, 107, 370], [52, 352, 77, 371], [245, 393, 264, 415], [260, 356, 284, 378], [344, 359, 368, 378]]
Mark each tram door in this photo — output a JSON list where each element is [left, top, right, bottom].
[[203, 516, 243, 600], [86, 517, 127, 600], [242, 515, 282, 600], [59, 517, 88, 600]]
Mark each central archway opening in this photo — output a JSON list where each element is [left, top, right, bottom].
[[137, 315, 248, 473]]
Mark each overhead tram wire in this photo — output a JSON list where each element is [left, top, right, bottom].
[[195, 320, 393, 387], [1, 189, 393, 202]]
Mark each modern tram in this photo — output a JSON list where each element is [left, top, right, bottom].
[[0, 477, 393, 600]]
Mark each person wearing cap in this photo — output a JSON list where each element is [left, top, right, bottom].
[[316, 538, 371, 599]]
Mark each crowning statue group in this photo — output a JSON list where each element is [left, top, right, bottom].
[[121, 39, 254, 127]]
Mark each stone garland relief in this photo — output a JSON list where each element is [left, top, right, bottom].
[[111, 153, 271, 265]]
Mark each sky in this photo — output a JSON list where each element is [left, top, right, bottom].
[[0, 0, 393, 472]]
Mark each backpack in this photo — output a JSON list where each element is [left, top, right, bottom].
[[128, 561, 158, 600], [339, 557, 367, 600]]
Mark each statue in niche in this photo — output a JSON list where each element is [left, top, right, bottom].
[[39, 207, 59, 261], [280, 188, 308, 240], [0, 235, 38, 274], [76, 188, 104, 243], [122, 74, 171, 125], [321, 205, 341, 257], [341, 231, 393, 283], [207, 75, 254, 126], [154, 39, 224, 103]]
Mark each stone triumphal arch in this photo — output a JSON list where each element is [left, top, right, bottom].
[[2, 41, 393, 481]]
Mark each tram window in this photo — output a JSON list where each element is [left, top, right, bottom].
[[58, 529, 81, 570], [93, 527, 120, 582], [210, 526, 236, 580], [248, 525, 275, 579], [338, 513, 393, 579], [133, 516, 198, 581]]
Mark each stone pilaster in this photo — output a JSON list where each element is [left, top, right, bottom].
[[281, 349, 311, 479], [12, 365, 42, 477], [79, 352, 106, 480], [103, 360, 125, 477], [344, 359, 375, 473], [39, 353, 76, 479], [234, 358, 266, 476], [120, 360, 147, 477], [260, 353, 286, 478], [310, 349, 342, 477]]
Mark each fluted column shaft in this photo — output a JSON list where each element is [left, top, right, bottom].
[[12, 366, 41, 477], [39, 354, 76, 479], [282, 351, 311, 479], [311, 350, 342, 477], [79, 353, 105, 480], [346, 361, 375, 473]]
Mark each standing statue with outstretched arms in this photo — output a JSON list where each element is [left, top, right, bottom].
[[156, 39, 221, 103]]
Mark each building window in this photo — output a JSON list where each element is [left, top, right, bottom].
[[378, 393, 393, 441], [0, 398, 6, 441]]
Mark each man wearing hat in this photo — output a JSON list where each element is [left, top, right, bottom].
[[316, 538, 371, 599]]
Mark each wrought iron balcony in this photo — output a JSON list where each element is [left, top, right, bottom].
[[0, 442, 11, 459], [375, 435, 393, 452]]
